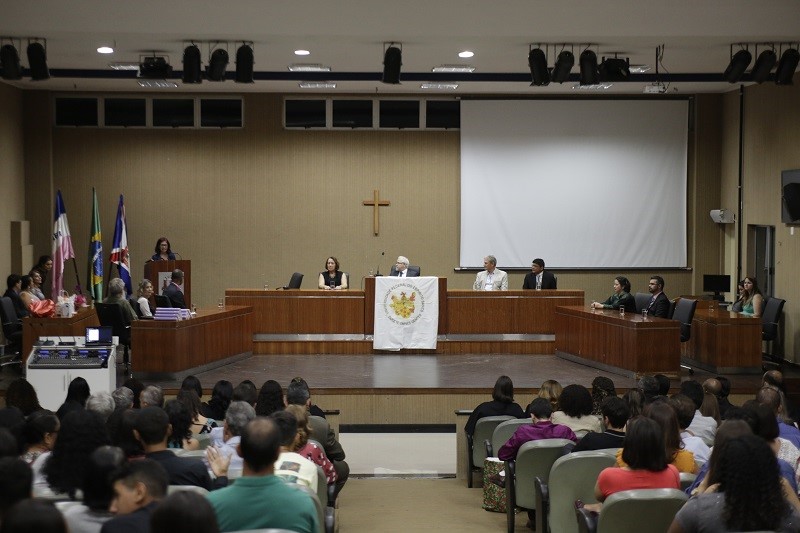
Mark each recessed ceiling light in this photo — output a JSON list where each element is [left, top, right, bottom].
[[299, 81, 336, 89], [288, 64, 331, 72], [458, 51, 474, 58], [294, 49, 311, 56], [432, 65, 475, 73], [109, 62, 139, 70], [629, 64, 651, 73], [97, 46, 114, 54], [573, 83, 613, 90], [421, 83, 459, 90], [137, 80, 178, 88]]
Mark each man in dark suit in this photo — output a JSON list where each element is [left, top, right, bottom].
[[102, 459, 168, 533], [162, 269, 186, 308], [388, 256, 420, 277], [3, 274, 29, 319], [646, 275, 670, 318], [522, 258, 557, 289]]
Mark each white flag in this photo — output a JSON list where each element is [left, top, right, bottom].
[[373, 276, 439, 350]]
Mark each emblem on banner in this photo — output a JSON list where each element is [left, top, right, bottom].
[[382, 282, 426, 324]]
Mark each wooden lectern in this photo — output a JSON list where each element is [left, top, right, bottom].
[[144, 260, 191, 308]]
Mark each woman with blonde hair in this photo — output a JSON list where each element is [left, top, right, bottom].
[[528, 379, 562, 415], [284, 404, 338, 485]]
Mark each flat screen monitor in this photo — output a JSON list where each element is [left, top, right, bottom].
[[86, 326, 113, 345], [703, 275, 731, 300]]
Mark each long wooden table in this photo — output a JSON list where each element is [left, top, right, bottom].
[[22, 306, 100, 362], [131, 305, 253, 378], [682, 308, 762, 373], [555, 305, 681, 378]]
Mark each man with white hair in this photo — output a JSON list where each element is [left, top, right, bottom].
[[388, 256, 420, 277], [474, 255, 508, 291], [103, 278, 138, 324]]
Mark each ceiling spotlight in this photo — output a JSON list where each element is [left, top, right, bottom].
[[182, 44, 202, 84], [138, 56, 172, 79], [294, 49, 310, 56], [0, 44, 22, 80], [97, 46, 114, 54], [27, 42, 49, 80], [723, 48, 752, 83], [420, 83, 458, 90], [432, 65, 475, 73], [528, 48, 549, 86], [235, 44, 254, 83], [206, 48, 229, 81], [599, 56, 630, 82], [137, 80, 178, 88], [288, 64, 331, 72], [775, 47, 799, 85], [551, 50, 574, 83], [108, 62, 139, 70], [299, 81, 336, 89], [579, 49, 599, 85], [751, 49, 777, 83], [459, 51, 474, 58], [382, 44, 402, 84]]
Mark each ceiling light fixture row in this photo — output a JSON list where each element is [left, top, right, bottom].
[[527, 43, 631, 87], [176, 41, 254, 84], [724, 42, 800, 85], [0, 37, 50, 81]]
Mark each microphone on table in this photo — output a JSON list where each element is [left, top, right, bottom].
[[376, 251, 385, 276]]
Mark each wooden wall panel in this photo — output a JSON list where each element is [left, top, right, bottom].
[[0, 84, 26, 279]]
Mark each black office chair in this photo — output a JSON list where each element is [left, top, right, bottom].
[[285, 272, 304, 289], [762, 297, 786, 364], [0, 296, 23, 370], [633, 292, 651, 314], [672, 298, 697, 342], [129, 297, 144, 319], [94, 302, 132, 375], [154, 294, 172, 308], [667, 299, 677, 319]]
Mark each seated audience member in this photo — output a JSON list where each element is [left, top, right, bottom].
[[0, 428, 19, 458], [202, 380, 233, 421], [39, 410, 110, 498], [102, 459, 169, 533], [551, 384, 603, 434], [232, 380, 258, 407], [255, 380, 285, 417], [180, 375, 204, 400], [669, 394, 710, 466], [285, 404, 338, 486], [0, 457, 33, 521], [465, 375, 525, 437], [590, 276, 634, 312], [107, 387, 134, 441], [633, 400, 697, 474], [318, 256, 348, 290], [21, 410, 59, 466], [680, 380, 717, 446], [644, 275, 670, 318], [207, 401, 256, 471], [473, 255, 508, 291], [573, 396, 628, 452], [498, 397, 577, 461], [122, 378, 145, 409], [588, 417, 680, 512], [527, 379, 563, 416], [206, 417, 319, 533], [388, 256, 419, 277], [638, 375, 662, 405], [286, 379, 349, 495], [699, 390, 721, 426], [103, 278, 138, 325], [270, 410, 319, 492], [712, 376, 736, 419], [738, 275, 764, 317], [622, 388, 645, 419], [115, 409, 145, 460], [764, 370, 800, 424], [522, 258, 557, 290], [684, 419, 752, 496], [139, 385, 164, 409], [5, 377, 43, 416], [1, 499, 67, 533], [669, 434, 800, 533], [62, 445, 126, 533], [289, 377, 326, 418], [740, 401, 800, 490], [135, 279, 154, 318], [163, 400, 199, 450], [590, 376, 616, 417], [0, 408, 25, 454], [135, 406, 228, 490], [56, 376, 91, 420], [150, 491, 220, 533], [729, 278, 746, 312], [757, 385, 800, 449], [151, 237, 176, 261], [654, 374, 671, 396], [86, 392, 116, 422], [176, 389, 216, 435], [163, 269, 187, 309], [18, 275, 39, 309], [4, 274, 29, 319]]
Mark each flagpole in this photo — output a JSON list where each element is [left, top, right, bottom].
[[70, 257, 83, 294]]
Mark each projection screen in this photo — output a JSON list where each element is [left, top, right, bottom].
[[460, 99, 688, 269]]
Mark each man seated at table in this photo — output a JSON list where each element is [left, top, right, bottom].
[[522, 258, 557, 290], [4, 274, 29, 319], [498, 397, 577, 461], [388, 256, 420, 277], [645, 275, 670, 318], [163, 269, 187, 309], [103, 278, 138, 325], [473, 255, 508, 291]]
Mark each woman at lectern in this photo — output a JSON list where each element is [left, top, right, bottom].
[[590, 276, 636, 313], [151, 237, 176, 261], [739, 276, 764, 317], [318, 256, 348, 290]]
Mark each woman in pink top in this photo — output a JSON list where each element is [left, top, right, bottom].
[[586, 416, 680, 512], [285, 404, 338, 485]]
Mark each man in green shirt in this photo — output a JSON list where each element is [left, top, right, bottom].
[[206, 417, 319, 533]]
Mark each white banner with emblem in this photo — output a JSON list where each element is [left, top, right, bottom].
[[373, 276, 439, 350]]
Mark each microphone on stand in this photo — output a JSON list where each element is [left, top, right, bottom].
[[375, 251, 385, 276], [173, 252, 182, 260]]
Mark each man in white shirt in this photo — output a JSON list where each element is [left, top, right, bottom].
[[473, 255, 508, 291], [207, 401, 256, 471], [389, 256, 420, 277], [671, 394, 711, 465], [270, 410, 318, 493]]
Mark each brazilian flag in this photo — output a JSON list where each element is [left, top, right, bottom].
[[88, 187, 103, 302]]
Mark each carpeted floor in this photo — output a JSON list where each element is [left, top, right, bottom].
[[337, 477, 530, 532]]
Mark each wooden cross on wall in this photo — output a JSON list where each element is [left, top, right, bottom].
[[362, 189, 390, 236]]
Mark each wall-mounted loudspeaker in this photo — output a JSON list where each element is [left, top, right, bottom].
[[709, 209, 735, 224], [783, 182, 800, 221]]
